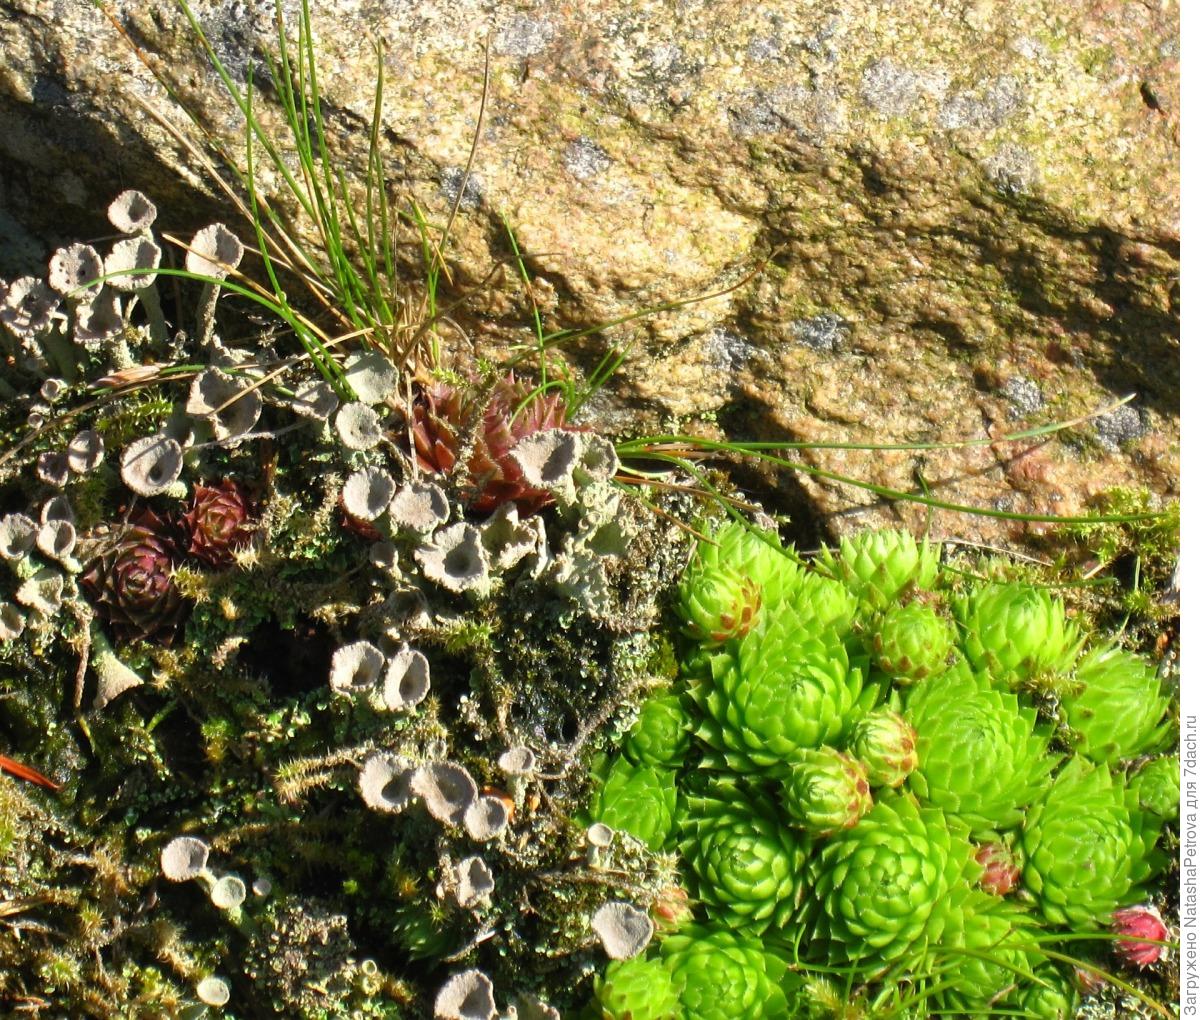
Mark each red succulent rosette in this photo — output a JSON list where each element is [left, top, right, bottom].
[[409, 375, 574, 516], [183, 480, 255, 569], [80, 509, 187, 644]]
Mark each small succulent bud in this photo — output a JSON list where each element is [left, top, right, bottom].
[[677, 563, 762, 646], [649, 885, 693, 932], [408, 376, 576, 515], [872, 600, 955, 683], [850, 708, 919, 788], [590, 757, 677, 851], [958, 582, 1084, 689], [975, 841, 1021, 896], [783, 746, 873, 836], [595, 958, 681, 1020], [1111, 904, 1169, 969]]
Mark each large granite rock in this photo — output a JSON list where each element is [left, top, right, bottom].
[[0, 0, 1178, 543]]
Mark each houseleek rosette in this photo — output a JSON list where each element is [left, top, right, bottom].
[[676, 560, 762, 646], [1062, 644, 1172, 764], [624, 693, 692, 770], [595, 958, 681, 1020], [871, 600, 954, 683], [590, 756, 677, 851], [1021, 757, 1163, 928], [801, 794, 979, 969], [1014, 968, 1077, 1020], [904, 664, 1056, 832], [932, 893, 1039, 1011], [1129, 755, 1180, 820], [678, 781, 807, 933], [782, 747, 872, 836], [784, 570, 859, 640], [686, 523, 805, 610], [686, 614, 867, 772], [659, 926, 792, 1020], [958, 582, 1084, 688], [819, 529, 940, 611], [849, 708, 918, 788]]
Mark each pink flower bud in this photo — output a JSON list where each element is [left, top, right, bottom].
[[1111, 904, 1169, 969]]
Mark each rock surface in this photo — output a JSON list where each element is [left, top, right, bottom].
[[0, 0, 1178, 545]]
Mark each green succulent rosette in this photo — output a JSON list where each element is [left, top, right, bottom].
[[595, 958, 682, 1020], [686, 613, 868, 772], [904, 664, 1057, 832], [782, 747, 873, 836], [957, 582, 1084, 688], [686, 523, 805, 611], [1129, 755, 1180, 820], [1062, 644, 1172, 764], [801, 794, 980, 970], [659, 925, 792, 1020], [676, 563, 762, 646], [871, 600, 954, 683], [1013, 968, 1078, 1020], [849, 708, 918, 788], [819, 529, 940, 611], [624, 693, 692, 770], [591, 755, 677, 851], [932, 894, 1039, 1011], [784, 570, 859, 639], [678, 780, 807, 933], [1021, 757, 1164, 929]]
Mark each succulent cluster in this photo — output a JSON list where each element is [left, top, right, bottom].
[[583, 524, 1176, 1018]]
